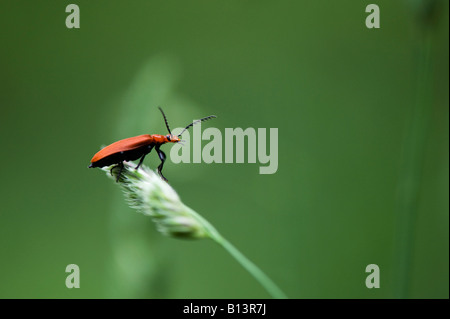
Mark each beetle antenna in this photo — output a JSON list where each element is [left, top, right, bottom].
[[178, 115, 217, 137], [158, 107, 172, 135]]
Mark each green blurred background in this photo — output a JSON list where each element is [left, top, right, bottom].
[[0, 0, 448, 298]]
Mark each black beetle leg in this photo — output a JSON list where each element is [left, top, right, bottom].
[[155, 146, 168, 182]]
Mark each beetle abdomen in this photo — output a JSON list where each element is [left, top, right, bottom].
[[90, 145, 152, 168], [89, 134, 154, 168]]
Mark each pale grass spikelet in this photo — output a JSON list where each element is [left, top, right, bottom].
[[102, 163, 207, 239], [101, 161, 287, 298]]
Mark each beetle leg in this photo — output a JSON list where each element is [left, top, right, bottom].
[[135, 145, 154, 170], [155, 146, 168, 182], [111, 162, 124, 182], [135, 154, 147, 170]]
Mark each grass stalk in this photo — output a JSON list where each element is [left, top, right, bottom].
[[103, 163, 288, 299]]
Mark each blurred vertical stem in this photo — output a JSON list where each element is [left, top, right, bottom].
[[395, 0, 438, 298], [106, 57, 183, 298]]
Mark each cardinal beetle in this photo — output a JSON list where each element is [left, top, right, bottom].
[[89, 107, 216, 182]]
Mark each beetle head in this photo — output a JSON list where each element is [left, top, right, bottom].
[[166, 134, 181, 143]]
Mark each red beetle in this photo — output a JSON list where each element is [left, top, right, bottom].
[[89, 107, 216, 181]]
